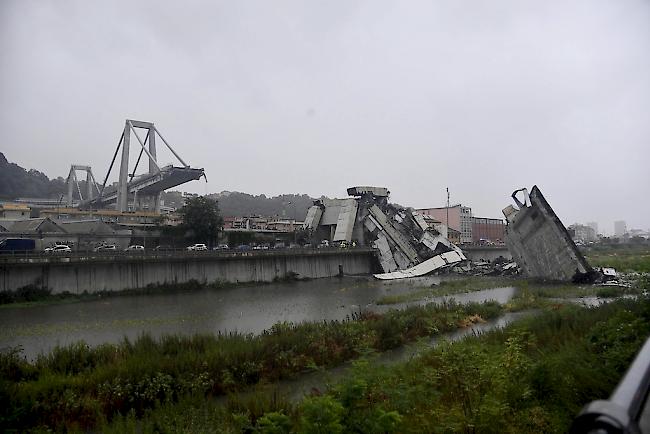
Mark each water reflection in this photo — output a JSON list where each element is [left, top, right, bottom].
[[0, 276, 516, 360]]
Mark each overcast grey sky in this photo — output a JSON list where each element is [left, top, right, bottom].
[[1, 0, 648, 233]]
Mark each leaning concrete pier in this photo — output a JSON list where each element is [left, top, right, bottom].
[[0, 249, 376, 294]]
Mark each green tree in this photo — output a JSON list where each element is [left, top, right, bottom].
[[178, 196, 223, 246]]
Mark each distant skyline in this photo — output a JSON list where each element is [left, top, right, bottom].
[[2, 1, 648, 235]]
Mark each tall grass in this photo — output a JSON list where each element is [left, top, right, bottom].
[[0, 300, 502, 431], [99, 297, 650, 433]]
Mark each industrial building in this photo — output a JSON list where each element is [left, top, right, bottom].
[[0, 203, 31, 219], [417, 205, 473, 244], [614, 220, 627, 237], [471, 217, 505, 244], [0, 217, 135, 250], [567, 223, 598, 244]]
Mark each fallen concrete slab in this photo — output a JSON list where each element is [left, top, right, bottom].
[[374, 250, 466, 280], [503, 185, 596, 282]]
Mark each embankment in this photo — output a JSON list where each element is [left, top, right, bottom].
[[0, 249, 375, 294]]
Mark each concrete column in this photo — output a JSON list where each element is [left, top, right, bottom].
[[147, 126, 159, 213], [148, 126, 157, 174], [133, 189, 139, 211], [67, 171, 74, 207], [152, 192, 161, 213], [117, 122, 131, 212], [86, 170, 93, 201]]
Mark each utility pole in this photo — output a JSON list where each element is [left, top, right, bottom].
[[446, 187, 450, 238]]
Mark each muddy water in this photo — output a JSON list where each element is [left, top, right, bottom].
[[0, 276, 517, 360]]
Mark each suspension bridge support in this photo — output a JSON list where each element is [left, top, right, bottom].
[[93, 119, 205, 212], [66, 165, 100, 207]]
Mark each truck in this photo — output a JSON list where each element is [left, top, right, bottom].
[[0, 238, 36, 253]]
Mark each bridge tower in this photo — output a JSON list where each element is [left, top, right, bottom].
[[93, 119, 201, 213], [66, 165, 100, 207], [116, 120, 164, 212]]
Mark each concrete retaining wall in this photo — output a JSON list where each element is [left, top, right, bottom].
[[1, 250, 375, 294]]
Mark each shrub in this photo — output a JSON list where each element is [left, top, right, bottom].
[[298, 395, 344, 434], [256, 411, 292, 434]]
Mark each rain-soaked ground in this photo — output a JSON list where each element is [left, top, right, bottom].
[[0, 275, 517, 360]]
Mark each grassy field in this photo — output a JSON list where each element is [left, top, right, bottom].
[[586, 246, 650, 273], [98, 297, 650, 433]]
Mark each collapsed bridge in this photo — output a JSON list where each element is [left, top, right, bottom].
[[503, 185, 598, 283], [71, 120, 205, 212], [304, 186, 466, 279]]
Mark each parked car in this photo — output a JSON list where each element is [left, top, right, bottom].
[[213, 244, 229, 250], [187, 243, 208, 251], [273, 243, 286, 249], [318, 240, 330, 248], [94, 245, 116, 252], [154, 245, 174, 251], [125, 245, 145, 251], [45, 245, 72, 254], [236, 244, 251, 251]]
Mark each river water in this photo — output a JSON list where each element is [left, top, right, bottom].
[[0, 275, 517, 360]]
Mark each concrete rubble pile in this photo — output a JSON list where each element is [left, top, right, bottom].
[[455, 258, 520, 277], [502, 185, 600, 283], [303, 186, 466, 280]]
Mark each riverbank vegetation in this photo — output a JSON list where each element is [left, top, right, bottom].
[[586, 245, 650, 273], [0, 300, 503, 431], [377, 274, 646, 305], [105, 296, 650, 433], [376, 276, 515, 305]]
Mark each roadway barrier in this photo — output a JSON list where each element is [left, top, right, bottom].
[[0, 248, 376, 294]]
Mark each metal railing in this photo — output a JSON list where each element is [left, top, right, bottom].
[[0, 246, 376, 264], [571, 337, 650, 433]]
